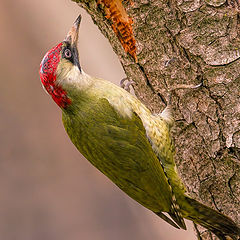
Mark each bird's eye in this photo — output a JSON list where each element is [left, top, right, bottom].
[[64, 49, 72, 58]]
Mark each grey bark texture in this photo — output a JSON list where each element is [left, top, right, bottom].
[[72, 0, 240, 239]]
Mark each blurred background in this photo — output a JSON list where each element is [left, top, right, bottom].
[[0, 0, 196, 239]]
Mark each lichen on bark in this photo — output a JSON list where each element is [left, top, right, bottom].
[[71, 0, 240, 239]]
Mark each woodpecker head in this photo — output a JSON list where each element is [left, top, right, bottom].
[[39, 15, 82, 108]]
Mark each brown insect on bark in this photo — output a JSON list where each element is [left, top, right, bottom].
[[97, 0, 138, 62]]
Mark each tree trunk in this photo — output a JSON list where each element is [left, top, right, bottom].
[[72, 0, 240, 239]]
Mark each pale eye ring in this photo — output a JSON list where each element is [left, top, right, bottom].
[[64, 49, 72, 58]]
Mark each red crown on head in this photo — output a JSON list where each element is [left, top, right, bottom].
[[39, 43, 71, 108]]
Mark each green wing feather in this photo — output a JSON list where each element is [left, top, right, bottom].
[[61, 82, 239, 238], [62, 97, 184, 227]]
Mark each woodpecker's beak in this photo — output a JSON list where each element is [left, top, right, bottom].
[[65, 15, 81, 46], [63, 15, 82, 72]]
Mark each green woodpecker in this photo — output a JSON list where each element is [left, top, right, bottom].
[[39, 15, 240, 240]]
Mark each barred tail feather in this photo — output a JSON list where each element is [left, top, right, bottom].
[[183, 197, 240, 240], [155, 212, 180, 229], [169, 208, 186, 230], [155, 202, 186, 230]]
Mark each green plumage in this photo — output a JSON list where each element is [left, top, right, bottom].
[[61, 78, 239, 240], [63, 92, 176, 214], [40, 16, 240, 240]]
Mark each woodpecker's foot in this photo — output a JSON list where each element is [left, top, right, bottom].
[[164, 57, 176, 67], [169, 82, 202, 92], [160, 82, 202, 126], [163, 82, 202, 108], [120, 78, 135, 92]]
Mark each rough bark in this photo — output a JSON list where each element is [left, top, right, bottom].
[[72, 0, 240, 239]]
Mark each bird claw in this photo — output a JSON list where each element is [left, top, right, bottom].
[[120, 78, 135, 92], [165, 82, 202, 106], [164, 57, 176, 67], [169, 82, 202, 92], [159, 82, 202, 126]]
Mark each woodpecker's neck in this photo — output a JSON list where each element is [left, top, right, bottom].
[[56, 65, 93, 91], [51, 66, 94, 110]]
